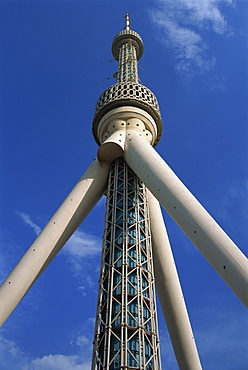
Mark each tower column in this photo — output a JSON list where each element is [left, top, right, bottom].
[[92, 158, 161, 369], [0, 159, 110, 326], [148, 191, 202, 370], [124, 130, 248, 306]]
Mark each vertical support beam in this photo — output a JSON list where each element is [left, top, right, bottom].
[[0, 159, 110, 326], [148, 191, 202, 370], [124, 130, 248, 307]]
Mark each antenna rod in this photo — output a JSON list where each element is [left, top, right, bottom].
[[125, 13, 130, 31]]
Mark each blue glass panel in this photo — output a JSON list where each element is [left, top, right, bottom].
[[127, 335, 140, 367], [113, 272, 122, 295], [145, 339, 152, 356], [127, 209, 136, 223], [127, 313, 138, 328], [128, 248, 136, 267], [142, 277, 149, 298], [116, 192, 122, 201], [109, 339, 121, 370], [128, 300, 139, 327]]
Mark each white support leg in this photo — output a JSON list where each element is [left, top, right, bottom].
[[124, 130, 248, 306], [148, 191, 202, 370], [0, 159, 110, 326]]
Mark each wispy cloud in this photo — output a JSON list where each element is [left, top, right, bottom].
[[16, 212, 41, 236], [63, 230, 101, 259], [62, 230, 102, 289], [0, 333, 28, 369], [72, 335, 90, 348], [0, 299, 246, 369], [0, 317, 94, 369], [16, 211, 102, 289], [0, 334, 26, 359], [16, 211, 101, 260], [0, 333, 91, 370], [148, 0, 234, 75], [0, 316, 94, 369]]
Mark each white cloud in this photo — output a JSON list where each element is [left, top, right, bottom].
[[15, 211, 102, 291], [63, 230, 101, 259], [0, 333, 28, 369], [62, 230, 102, 281], [1, 301, 246, 369], [16, 212, 41, 236], [16, 211, 101, 259], [75, 335, 90, 348], [16, 210, 102, 272], [149, 0, 234, 74], [0, 313, 95, 370], [0, 333, 92, 370], [180, 0, 232, 34], [77, 285, 87, 296], [70, 334, 91, 349], [0, 334, 25, 359], [27, 354, 90, 370]]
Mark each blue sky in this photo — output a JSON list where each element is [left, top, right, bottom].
[[0, 0, 247, 369]]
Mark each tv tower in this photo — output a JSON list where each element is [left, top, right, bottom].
[[91, 14, 162, 369], [0, 13, 247, 370]]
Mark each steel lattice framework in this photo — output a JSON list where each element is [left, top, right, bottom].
[[92, 158, 161, 369]]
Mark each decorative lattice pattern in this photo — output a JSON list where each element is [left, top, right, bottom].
[[94, 83, 160, 116], [92, 158, 161, 369]]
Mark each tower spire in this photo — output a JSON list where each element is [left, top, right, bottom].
[[125, 13, 130, 31], [92, 15, 162, 148]]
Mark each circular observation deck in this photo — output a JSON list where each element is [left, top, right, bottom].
[[112, 29, 144, 61], [92, 82, 162, 147]]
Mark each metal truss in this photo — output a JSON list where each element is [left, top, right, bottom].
[[92, 157, 161, 369]]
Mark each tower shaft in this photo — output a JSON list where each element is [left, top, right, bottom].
[[117, 39, 139, 83], [92, 158, 161, 369]]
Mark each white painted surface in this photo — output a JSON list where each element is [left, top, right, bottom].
[[149, 191, 202, 370], [124, 130, 248, 306], [0, 159, 110, 326]]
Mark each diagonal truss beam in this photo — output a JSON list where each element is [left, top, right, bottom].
[[148, 190, 202, 370], [0, 159, 110, 326], [124, 129, 248, 307]]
